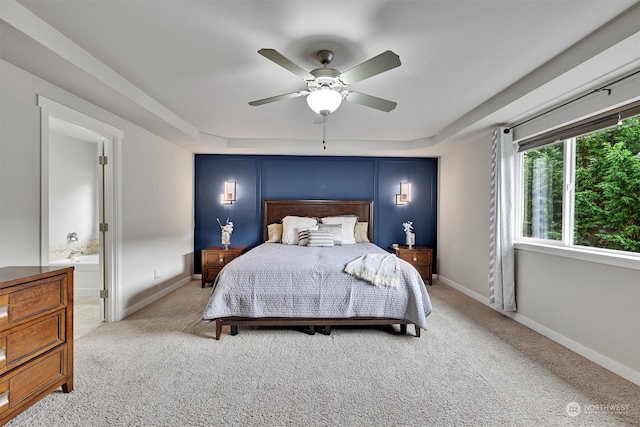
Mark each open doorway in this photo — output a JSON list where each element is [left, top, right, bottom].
[[38, 96, 122, 333]]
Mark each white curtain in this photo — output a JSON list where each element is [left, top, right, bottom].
[[489, 127, 516, 311]]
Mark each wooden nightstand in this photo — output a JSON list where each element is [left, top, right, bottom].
[[391, 246, 433, 286], [201, 246, 247, 288]]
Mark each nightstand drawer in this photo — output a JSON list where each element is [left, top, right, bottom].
[[398, 251, 431, 265], [203, 251, 239, 266], [412, 264, 431, 279], [204, 267, 222, 283], [392, 246, 433, 286], [201, 246, 247, 287]]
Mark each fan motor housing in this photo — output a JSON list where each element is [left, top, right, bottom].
[[309, 67, 342, 91]]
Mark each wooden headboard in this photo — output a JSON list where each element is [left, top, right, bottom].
[[263, 200, 374, 242]]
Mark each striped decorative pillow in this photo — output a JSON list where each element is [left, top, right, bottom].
[[320, 215, 358, 244], [318, 223, 342, 245], [297, 226, 318, 246], [307, 230, 335, 247]]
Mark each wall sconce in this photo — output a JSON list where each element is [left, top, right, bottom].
[[221, 181, 236, 205], [395, 182, 411, 205]]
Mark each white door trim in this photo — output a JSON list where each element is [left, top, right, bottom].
[[37, 95, 123, 322]]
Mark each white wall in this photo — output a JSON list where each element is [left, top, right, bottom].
[[49, 132, 98, 248], [438, 133, 493, 298], [438, 130, 640, 385], [0, 59, 194, 318], [515, 250, 639, 376], [120, 117, 195, 311]]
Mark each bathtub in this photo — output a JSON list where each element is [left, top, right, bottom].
[[50, 253, 101, 296]]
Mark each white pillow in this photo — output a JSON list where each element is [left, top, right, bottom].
[[320, 215, 358, 244], [282, 216, 318, 245]]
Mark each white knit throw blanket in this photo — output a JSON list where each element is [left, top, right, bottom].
[[344, 253, 400, 288]]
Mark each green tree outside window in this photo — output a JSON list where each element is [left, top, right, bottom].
[[522, 116, 640, 253]]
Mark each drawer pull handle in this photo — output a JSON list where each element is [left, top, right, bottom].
[[0, 391, 8, 409], [0, 348, 5, 363], [0, 305, 7, 319], [219, 257, 224, 264], [413, 256, 417, 262]]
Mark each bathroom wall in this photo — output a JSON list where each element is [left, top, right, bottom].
[[48, 131, 100, 261]]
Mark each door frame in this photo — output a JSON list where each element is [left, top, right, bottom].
[[38, 95, 123, 322]]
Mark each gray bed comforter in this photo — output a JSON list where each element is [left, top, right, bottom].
[[202, 243, 432, 329]]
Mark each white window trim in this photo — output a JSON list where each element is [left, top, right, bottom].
[[515, 240, 640, 271], [515, 137, 640, 271], [562, 138, 576, 246]]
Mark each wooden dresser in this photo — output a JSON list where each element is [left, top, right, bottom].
[[0, 266, 74, 425], [201, 246, 247, 288], [391, 246, 433, 286]]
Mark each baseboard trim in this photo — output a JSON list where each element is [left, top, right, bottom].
[[437, 275, 640, 387], [437, 275, 488, 304], [120, 276, 192, 319]]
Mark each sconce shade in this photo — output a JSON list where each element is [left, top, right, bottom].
[[306, 89, 342, 115], [395, 182, 411, 205], [221, 181, 236, 205]]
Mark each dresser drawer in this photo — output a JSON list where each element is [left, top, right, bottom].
[[0, 277, 65, 330], [0, 345, 68, 421], [0, 310, 65, 375]]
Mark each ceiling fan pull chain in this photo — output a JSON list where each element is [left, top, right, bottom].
[[322, 117, 327, 150]]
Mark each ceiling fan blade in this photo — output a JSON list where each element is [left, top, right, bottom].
[[344, 91, 397, 112], [258, 48, 315, 81], [338, 50, 401, 85], [249, 91, 306, 106]]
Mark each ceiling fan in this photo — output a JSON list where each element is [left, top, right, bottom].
[[249, 48, 401, 118]]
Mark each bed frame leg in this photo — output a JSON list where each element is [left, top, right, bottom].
[[400, 324, 407, 335], [230, 325, 238, 336], [415, 325, 421, 338], [307, 325, 315, 335], [215, 319, 222, 340], [320, 325, 332, 335]]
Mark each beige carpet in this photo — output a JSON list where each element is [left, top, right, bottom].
[[7, 280, 639, 426]]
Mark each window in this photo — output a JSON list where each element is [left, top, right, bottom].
[[518, 114, 640, 254], [521, 142, 564, 241]]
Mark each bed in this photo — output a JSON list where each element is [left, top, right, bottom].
[[202, 200, 432, 339]]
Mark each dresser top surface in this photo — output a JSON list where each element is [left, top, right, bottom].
[[0, 266, 74, 287]]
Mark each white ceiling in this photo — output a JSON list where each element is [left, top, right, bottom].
[[2, 0, 639, 155]]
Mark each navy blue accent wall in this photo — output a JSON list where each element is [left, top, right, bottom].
[[194, 155, 438, 273]]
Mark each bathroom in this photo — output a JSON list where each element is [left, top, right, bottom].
[[47, 116, 103, 335]]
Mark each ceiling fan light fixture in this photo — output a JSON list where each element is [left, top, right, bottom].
[[306, 89, 342, 115]]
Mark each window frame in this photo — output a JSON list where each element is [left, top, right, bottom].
[[515, 119, 640, 271]]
